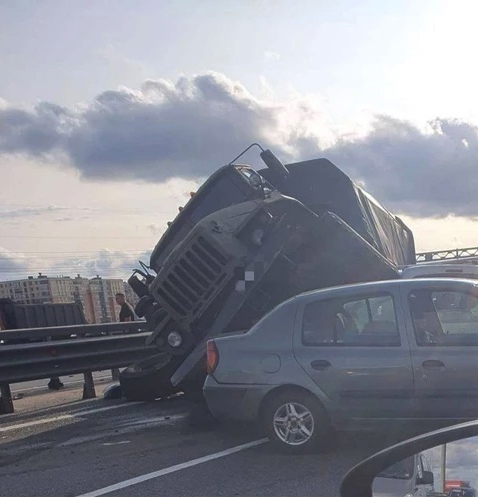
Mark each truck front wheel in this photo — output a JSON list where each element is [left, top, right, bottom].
[[119, 353, 181, 401]]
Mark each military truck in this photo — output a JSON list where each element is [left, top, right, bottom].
[[122, 145, 415, 400]]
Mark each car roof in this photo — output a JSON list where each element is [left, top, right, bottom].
[[401, 263, 478, 274], [292, 277, 478, 302]]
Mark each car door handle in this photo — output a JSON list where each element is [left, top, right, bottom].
[[311, 360, 332, 371], [422, 360, 446, 370]]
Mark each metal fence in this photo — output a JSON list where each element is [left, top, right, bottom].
[[0, 322, 156, 414], [416, 246, 478, 263]]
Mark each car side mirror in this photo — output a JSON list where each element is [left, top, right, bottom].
[[417, 470, 434, 485]]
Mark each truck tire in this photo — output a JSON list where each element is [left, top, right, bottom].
[[119, 353, 182, 401], [262, 389, 334, 454]]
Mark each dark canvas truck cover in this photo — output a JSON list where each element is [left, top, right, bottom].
[[147, 157, 415, 279], [0, 298, 86, 343], [259, 158, 416, 266]]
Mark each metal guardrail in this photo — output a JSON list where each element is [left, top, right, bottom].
[[0, 321, 146, 342], [0, 322, 156, 414], [416, 246, 478, 263]]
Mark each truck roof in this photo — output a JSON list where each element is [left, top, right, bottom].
[[259, 157, 416, 266]]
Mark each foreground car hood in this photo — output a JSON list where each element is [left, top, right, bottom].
[[372, 476, 411, 497]]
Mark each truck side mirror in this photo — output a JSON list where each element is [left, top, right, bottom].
[[260, 149, 289, 181]]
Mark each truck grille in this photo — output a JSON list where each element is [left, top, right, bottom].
[[156, 236, 229, 319]]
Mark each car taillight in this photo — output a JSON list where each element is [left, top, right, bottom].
[[206, 340, 219, 375]]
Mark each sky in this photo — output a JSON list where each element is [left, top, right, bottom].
[[2, 0, 478, 280], [423, 437, 478, 491]]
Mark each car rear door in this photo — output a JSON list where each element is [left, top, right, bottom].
[[402, 280, 478, 419], [293, 285, 414, 419]]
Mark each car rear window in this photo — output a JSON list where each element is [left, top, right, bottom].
[[409, 288, 478, 345]]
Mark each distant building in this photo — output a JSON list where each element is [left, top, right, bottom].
[[0, 273, 74, 305], [72, 275, 95, 324], [84, 276, 124, 324], [123, 281, 140, 309], [0, 273, 131, 324]]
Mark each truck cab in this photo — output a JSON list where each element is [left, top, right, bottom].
[[149, 164, 272, 273]]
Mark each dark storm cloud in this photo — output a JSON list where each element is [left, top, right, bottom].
[[323, 116, 478, 218], [2, 72, 478, 217]]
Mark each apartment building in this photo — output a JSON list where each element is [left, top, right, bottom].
[[88, 276, 124, 323], [0, 273, 73, 305], [0, 274, 130, 324], [72, 275, 96, 324]]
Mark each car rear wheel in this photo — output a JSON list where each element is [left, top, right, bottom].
[[262, 390, 333, 453]]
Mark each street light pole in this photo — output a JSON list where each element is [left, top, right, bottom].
[[441, 443, 447, 493]]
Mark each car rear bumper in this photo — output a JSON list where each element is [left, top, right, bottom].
[[203, 375, 273, 422]]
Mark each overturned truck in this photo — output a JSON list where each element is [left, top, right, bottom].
[[122, 145, 415, 400]]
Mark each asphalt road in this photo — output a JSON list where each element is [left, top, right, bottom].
[[0, 389, 397, 497]]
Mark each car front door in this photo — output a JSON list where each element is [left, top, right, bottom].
[[293, 286, 414, 419], [403, 280, 478, 419]]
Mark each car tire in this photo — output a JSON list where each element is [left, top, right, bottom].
[[262, 390, 334, 454], [119, 353, 182, 401]]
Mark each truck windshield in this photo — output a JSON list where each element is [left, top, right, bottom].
[[149, 165, 271, 270]]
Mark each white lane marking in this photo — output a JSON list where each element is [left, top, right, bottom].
[[75, 438, 268, 497], [0, 402, 142, 433], [73, 403, 141, 416], [102, 441, 130, 446], [0, 415, 74, 433]]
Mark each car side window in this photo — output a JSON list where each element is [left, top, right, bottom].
[[409, 289, 478, 346], [302, 292, 400, 346]]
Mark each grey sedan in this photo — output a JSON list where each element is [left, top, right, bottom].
[[203, 278, 478, 453]]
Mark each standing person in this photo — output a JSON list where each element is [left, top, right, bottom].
[[115, 293, 135, 322], [112, 293, 135, 381]]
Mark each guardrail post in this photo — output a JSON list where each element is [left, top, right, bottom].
[[0, 384, 14, 414], [111, 368, 120, 381], [82, 372, 96, 399]]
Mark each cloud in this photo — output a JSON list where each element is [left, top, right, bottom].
[[0, 247, 151, 282], [146, 224, 163, 236], [2, 72, 478, 217], [0, 71, 326, 181], [264, 50, 281, 62], [0, 247, 33, 281], [0, 205, 96, 220], [53, 216, 92, 223], [0, 205, 68, 219], [323, 116, 478, 218], [48, 249, 152, 279]]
